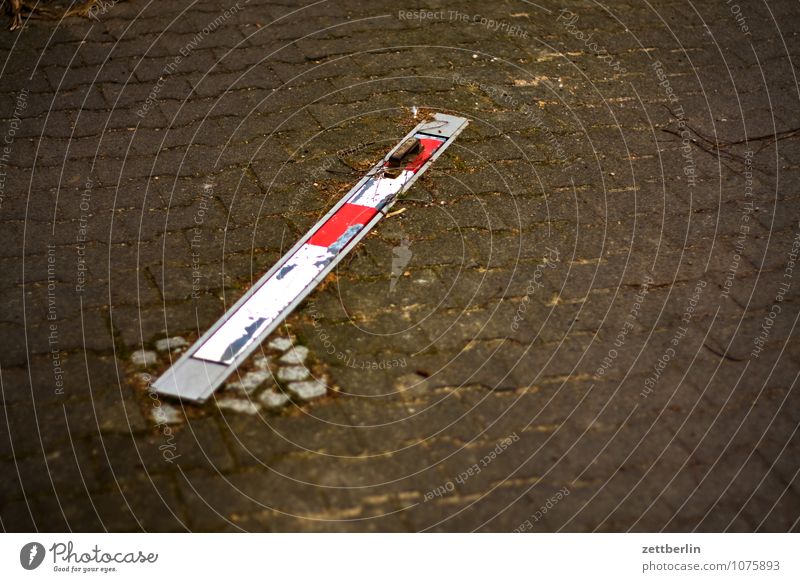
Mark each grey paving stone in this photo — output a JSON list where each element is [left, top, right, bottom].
[[150, 403, 184, 426], [277, 366, 310, 382], [268, 337, 294, 352], [259, 389, 291, 410], [279, 345, 309, 365], [225, 370, 271, 395], [130, 350, 158, 367], [154, 336, 189, 353], [217, 399, 260, 415], [287, 380, 327, 402], [253, 354, 271, 371]]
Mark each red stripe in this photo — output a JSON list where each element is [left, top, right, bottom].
[[307, 203, 377, 248], [405, 137, 445, 172], [308, 137, 444, 249]]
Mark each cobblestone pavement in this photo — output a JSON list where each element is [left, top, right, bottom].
[[1, 0, 799, 532]]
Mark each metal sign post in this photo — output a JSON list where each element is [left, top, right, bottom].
[[154, 113, 469, 402]]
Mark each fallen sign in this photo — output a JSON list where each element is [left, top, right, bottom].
[[154, 112, 469, 402]]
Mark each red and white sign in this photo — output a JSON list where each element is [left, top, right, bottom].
[[154, 113, 468, 401]]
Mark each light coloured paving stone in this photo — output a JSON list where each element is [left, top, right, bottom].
[[277, 365, 310, 382], [259, 389, 291, 410], [226, 370, 271, 395], [154, 336, 189, 353], [217, 399, 260, 415], [279, 345, 309, 365], [253, 354, 271, 371], [131, 349, 158, 367], [151, 403, 183, 425], [268, 337, 294, 351], [287, 380, 327, 401]]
